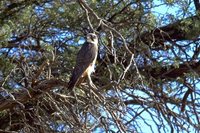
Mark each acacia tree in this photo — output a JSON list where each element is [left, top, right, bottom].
[[0, 0, 200, 133]]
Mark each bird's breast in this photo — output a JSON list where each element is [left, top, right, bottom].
[[81, 63, 95, 78]]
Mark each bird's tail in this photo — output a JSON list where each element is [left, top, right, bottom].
[[68, 65, 86, 91], [68, 67, 84, 91], [68, 75, 78, 91]]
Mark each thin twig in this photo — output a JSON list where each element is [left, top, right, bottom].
[[79, 1, 95, 32]]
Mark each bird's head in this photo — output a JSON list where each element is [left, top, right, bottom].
[[86, 33, 98, 45]]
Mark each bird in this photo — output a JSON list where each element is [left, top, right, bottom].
[[68, 33, 98, 91]]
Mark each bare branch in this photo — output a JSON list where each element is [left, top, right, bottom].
[[0, 79, 67, 111], [181, 82, 194, 112], [142, 61, 200, 79], [79, 1, 95, 32]]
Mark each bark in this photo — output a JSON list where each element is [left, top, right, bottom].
[[194, 0, 200, 11], [142, 61, 200, 79], [138, 15, 200, 48], [0, 79, 67, 111]]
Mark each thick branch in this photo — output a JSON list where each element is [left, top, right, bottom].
[[181, 83, 193, 112], [142, 61, 200, 79], [0, 79, 67, 111], [194, 0, 200, 11], [137, 15, 200, 48]]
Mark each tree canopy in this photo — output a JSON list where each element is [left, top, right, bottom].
[[0, 0, 200, 133]]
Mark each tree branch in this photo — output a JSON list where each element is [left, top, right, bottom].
[[0, 79, 67, 111], [194, 0, 200, 11], [141, 61, 200, 79], [181, 82, 194, 112], [138, 15, 200, 48]]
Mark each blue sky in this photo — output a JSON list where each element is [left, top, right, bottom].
[[134, 1, 198, 133]]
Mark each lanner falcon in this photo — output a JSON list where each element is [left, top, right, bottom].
[[68, 33, 98, 90]]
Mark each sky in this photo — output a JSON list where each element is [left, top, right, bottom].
[[135, 1, 197, 133]]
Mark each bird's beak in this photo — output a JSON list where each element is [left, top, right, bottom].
[[91, 36, 95, 41]]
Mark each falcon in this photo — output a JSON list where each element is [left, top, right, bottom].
[[68, 33, 98, 90]]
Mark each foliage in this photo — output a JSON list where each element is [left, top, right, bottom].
[[0, 0, 200, 133]]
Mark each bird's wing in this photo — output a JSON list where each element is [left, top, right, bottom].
[[68, 42, 98, 90]]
